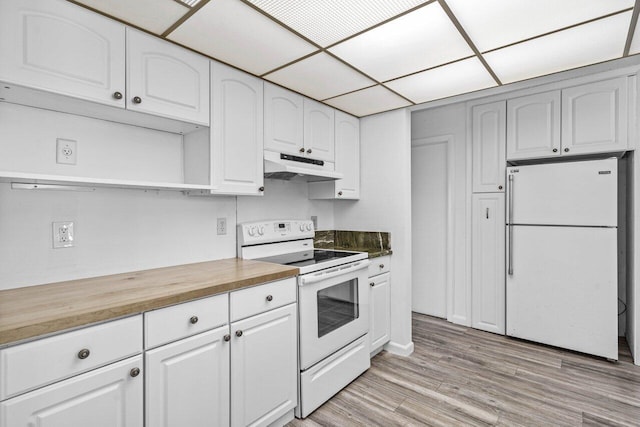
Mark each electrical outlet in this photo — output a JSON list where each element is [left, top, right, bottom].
[[217, 217, 227, 235], [56, 138, 77, 165], [52, 221, 74, 248]]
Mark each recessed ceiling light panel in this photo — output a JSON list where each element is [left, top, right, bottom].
[[484, 12, 631, 84], [386, 57, 496, 104], [329, 2, 473, 82], [446, 0, 634, 52], [324, 85, 412, 117], [246, 0, 432, 47]]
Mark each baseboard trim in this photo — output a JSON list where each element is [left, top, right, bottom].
[[384, 340, 414, 357]]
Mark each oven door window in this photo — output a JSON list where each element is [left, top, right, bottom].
[[317, 278, 359, 338]]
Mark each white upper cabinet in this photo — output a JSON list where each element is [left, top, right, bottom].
[[304, 99, 335, 162], [126, 29, 210, 125], [507, 91, 561, 161], [210, 62, 264, 195], [264, 83, 304, 156], [562, 77, 628, 155], [0, 0, 126, 107], [471, 100, 506, 193]]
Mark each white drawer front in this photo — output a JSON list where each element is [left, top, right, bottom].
[[368, 256, 390, 277], [0, 315, 142, 401], [144, 294, 228, 349], [230, 278, 296, 322]]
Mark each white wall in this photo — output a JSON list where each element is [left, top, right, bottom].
[[333, 109, 414, 356]]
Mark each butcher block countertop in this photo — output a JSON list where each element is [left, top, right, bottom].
[[0, 258, 298, 346]]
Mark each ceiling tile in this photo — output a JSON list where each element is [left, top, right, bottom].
[[629, 19, 640, 55], [329, 2, 473, 82], [167, 0, 317, 75], [324, 85, 412, 117], [386, 57, 496, 104], [446, 0, 634, 52], [73, 0, 188, 34], [264, 52, 376, 100], [484, 12, 631, 84], [245, 0, 432, 47]]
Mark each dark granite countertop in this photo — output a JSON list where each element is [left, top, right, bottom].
[[315, 230, 392, 258]]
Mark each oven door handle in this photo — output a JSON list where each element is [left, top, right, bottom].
[[300, 260, 371, 285]]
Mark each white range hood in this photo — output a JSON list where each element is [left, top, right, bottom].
[[263, 151, 343, 182]]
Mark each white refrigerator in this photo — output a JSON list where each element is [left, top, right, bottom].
[[506, 158, 618, 360]]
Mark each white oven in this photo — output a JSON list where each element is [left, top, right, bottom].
[[297, 259, 370, 370]]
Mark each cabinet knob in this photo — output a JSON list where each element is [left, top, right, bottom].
[[189, 316, 199, 324], [370, 282, 375, 287], [552, 148, 558, 153], [259, 186, 265, 192], [338, 191, 343, 196], [498, 185, 503, 190], [112, 91, 123, 100], [77, 348, 90, 360], [266, 294, 273, 302], [223, 334, 231, 342], [306, 148, 312, 154], [235, 330, 243, 337], [379, 264, 384, 269], [299, 147, 305, 153], [129, 367, 140, 378], [564, 148, 570, 152], [133, 96, 142, 104]]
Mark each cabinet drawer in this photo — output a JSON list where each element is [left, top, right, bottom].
[[145, 294, 228, 349], [0, 315, 142, 401], [230, 278, 296, 322], [368, 256, 391, 277]]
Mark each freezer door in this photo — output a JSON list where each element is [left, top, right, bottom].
[[506, 225, 617, 360], [507, 158, 617, 226]]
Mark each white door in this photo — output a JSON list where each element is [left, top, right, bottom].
[[211, 61, 264, 195], [145, 327, 230, 427], [126, 28, 209, 125], [369, 272, 390, 352], [507, 91, 561, 160], [264, 83, 304, 156], [471, 193, 505, 334], [0, 0, 125, 107], [334, 111, 360, 199], [506, 226, 618, 360], [304, 99, 335, 162], [507, 158, 617, 226], [0, 356, 143, 427], [472, 100, 506, 193], [562, 77, 628, 156], [230, 304, 297, 427]]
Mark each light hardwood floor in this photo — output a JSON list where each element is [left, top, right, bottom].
[[288, 312, 640, 426]]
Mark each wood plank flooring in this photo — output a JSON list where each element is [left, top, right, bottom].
[[288, 313, 640, 426]]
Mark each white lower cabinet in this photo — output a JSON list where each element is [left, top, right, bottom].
[[368, 256, 391, 356], [230, 303, 297, 427], [471, 193, 505, 335], [0, 355, 143, 427], [145, 326, 230, 427]]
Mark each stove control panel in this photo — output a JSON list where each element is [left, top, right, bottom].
[[238, 220, 314, 246]]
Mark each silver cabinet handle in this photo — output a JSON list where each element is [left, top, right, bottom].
[[370, 282, 375, 287], [223, 334, 231, 342], [299, 147, 305, 153], [306, 148, 312, 154], [77, 348, 90, 359], [486, 207, 489, 219], [266, 295, 273, 302], [508, 174, 514, 275], [112, 91, 123, 100], [235, 330, 243, 337], [133, 96, 142, 104], [189, 316, 198, 324], [130, 367, 140, 378]]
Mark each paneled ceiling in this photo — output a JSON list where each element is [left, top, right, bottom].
[[71, 0, 638, 117]]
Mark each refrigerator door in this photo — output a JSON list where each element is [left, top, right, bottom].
[[506, 225, 617, 360], [507, 158, 617, 226]]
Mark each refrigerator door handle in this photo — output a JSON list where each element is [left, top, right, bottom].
[[508, 174, 514, 275]]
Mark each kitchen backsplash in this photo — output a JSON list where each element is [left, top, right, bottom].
[[315, 230, 392, 258]]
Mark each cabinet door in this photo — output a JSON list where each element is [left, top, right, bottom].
[[0, 0, 125, 107], [472, 101, 506, 193], [335, 111, 360, 199], [507, 91, 561, 160], [369, 272, 390, 354], [231, 304, 297, 427], [264, 83, 304, 155], [304, 99, 335, 162], [146, 327, 230, 427], [471, 193, 505, 335], [0, 356, 143, 427], [126, 28, 209, 125], [211, 61, 264, 195], [562, 77, 628, 155]]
